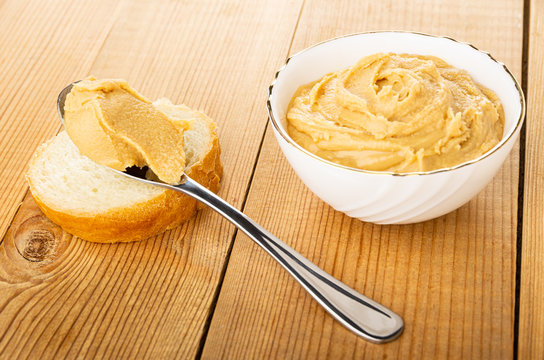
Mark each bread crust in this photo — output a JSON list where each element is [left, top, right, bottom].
[[27, 117, 222, 243]]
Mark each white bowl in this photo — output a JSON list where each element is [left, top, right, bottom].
[[267, 32, 525, 224]]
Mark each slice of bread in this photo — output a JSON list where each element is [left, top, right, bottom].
[[26, 99, 222, 243]]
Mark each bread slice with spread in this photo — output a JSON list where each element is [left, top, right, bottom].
[[26, 99, 222, 243]]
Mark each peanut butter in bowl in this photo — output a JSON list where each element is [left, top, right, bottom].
[[286, 53, 505, 173]]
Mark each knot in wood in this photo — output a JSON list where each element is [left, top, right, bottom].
[[19, 229, 55, 262], [13, 215, 62, 263]]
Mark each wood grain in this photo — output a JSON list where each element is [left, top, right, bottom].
[[0, 0, 124, 240], [518, 0, 543, 358], [202, 0, 523, 359], [0, 0, 303, 358]]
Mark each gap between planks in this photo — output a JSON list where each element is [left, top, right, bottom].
[[513, 0, 531, 358], [194, 1, 308, 357]]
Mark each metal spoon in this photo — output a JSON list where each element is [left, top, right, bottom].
[[57, 82, 404, 343]]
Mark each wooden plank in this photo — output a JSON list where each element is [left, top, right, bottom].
[[518, 0, 544, 358], [0, 0, 303, 358], [0, 0, 124, 239], [202, 0, 523, 358]]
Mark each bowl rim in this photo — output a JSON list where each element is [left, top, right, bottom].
[[267, 30, 526, 177]]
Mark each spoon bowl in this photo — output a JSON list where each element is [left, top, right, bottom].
[[57, 81, 77, 126]]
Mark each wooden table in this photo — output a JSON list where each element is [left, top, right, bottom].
[[0, 0, 541, 358]]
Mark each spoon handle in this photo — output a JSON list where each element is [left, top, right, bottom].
[[170, 175, 403, 343]]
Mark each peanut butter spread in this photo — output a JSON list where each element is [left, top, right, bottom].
[[286, 53, 504, 172], [64, 77, 191, 184]]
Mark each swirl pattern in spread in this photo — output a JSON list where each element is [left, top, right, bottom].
[[287, 53, 504, 172]]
